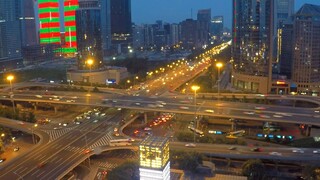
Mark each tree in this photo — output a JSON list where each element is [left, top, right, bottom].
[[176, 151, 203, 172], [242, 159, 266, 180], [107, 161, 139, 180], [27, 112, 36, 123]]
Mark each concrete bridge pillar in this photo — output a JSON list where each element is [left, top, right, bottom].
[[33, 103, 37, 111], [54, 106, 58, 114], [144, 112, 148, 124]]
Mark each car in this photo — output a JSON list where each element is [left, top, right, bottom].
[[13, 147, 20, 152], [228, 146, 237, 150], [251, 147, 262, 152], [84, 149, 92, 154], [38, 161, 47, 168], [179, 106, 189, 110], [269, 152, 282, 156], [185, 143, 196, 147], [92, 119, 98, 123], [0, 158, 6, 163], [313, 150, 320, 154], [292, 149, 304, 153], [204, 109, 214, 113]]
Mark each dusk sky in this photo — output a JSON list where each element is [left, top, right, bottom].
[[132, 0, 320, 28]]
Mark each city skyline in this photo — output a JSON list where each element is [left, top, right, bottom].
[[132, 0, 320, 28]]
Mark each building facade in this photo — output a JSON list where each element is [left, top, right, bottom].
[[197, 9, 211, 48], [99, 0, 111, 54], [21, 0, 38, 47], [38, 0, 61, 44], [211, 16, 224, 41], [139, 136, 170, 180], [76, 0, 102, 70], [63, 0, 79, 54], [292, 4, 320, 95], [110, 0, 132, 53], [231, 0, 274, 94], [0, 0, 23, 70]]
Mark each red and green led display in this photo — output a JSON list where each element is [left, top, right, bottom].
[[38, 0, 61, 44], [63, 0, 78, 54]]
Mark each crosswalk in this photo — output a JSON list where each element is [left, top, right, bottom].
[[95, 161, 117, 169], [43, 127, 75, 142], [64, 145, 83, 153], [89, 134, 113, 149]]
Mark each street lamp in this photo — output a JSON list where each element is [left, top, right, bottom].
[[6, 75, 15, 114], [86, 59, 93, 95], [126, 80, 131, 89], [31, 124, 38, 144], [191, 85, 200, 143], [216, 62, 223, 102]]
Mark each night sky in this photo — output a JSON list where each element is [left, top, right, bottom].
[[132, 0, 320, 28]]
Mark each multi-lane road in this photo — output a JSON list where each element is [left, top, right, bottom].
[[0, 111, 126, 179]]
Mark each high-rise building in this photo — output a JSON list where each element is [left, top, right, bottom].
[[63, 0, 79, 54], [76, 0, 102, 70], [211, 16, 224, 38], [292, 4, 320, 95], [232, 0, 274, 94], [21, 0, 38, 46], [0, 0, 23, 66], [139, 136, 170, 180], [279, 22, 293, 79], [38, 0, 61, 44], [274, 0, 294, 66], [99, 0, 111, 54], [170, 23, 180, 46], [180, 19, 198, 50], [110, 0, 132, 53], [197, 9, 211, 48]]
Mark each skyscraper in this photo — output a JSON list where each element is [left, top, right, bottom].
[[274, 0, 294, 66], [99, 0, 111, 54], [139, 136, 170, 180], [21, 0, 38, 46], [0, 0, 22, 65], [76, 0, 102, 70], [211, 16, 224, 37], [110, 0, 132, 53], [63, 0, 79, 54], [292, 4, 320, 95], [197, 9, 211, 48], [232, 0, 274, 94], [38, 0, 61, 44]]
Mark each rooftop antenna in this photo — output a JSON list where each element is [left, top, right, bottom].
[[191, 8, 193, 19]]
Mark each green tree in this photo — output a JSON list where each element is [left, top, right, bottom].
[[107, 161, 139, 180], [27, 112, 36, 123], [242, 159, 266, 180], [176, 152, 203, 172]]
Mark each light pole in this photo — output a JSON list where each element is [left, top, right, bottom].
[[126, 80, 131, 89], [216, 62, 223, 102], [31, 124, 38, 144], [86, 59, 93, 96], [191, 85, 200, 143], [6, 75, 15, 114]]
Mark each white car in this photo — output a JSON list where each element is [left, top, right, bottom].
[[269, 152, 282, 156], [185, 143, 196, 147], [313, 150, 320, 154], [292, 149, 304, 153]]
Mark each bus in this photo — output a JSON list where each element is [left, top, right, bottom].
[[109, 138, 134, 146], [227, 130, 246, 137], [189, 127, 204, 137], [263, 122, 281, 132]]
